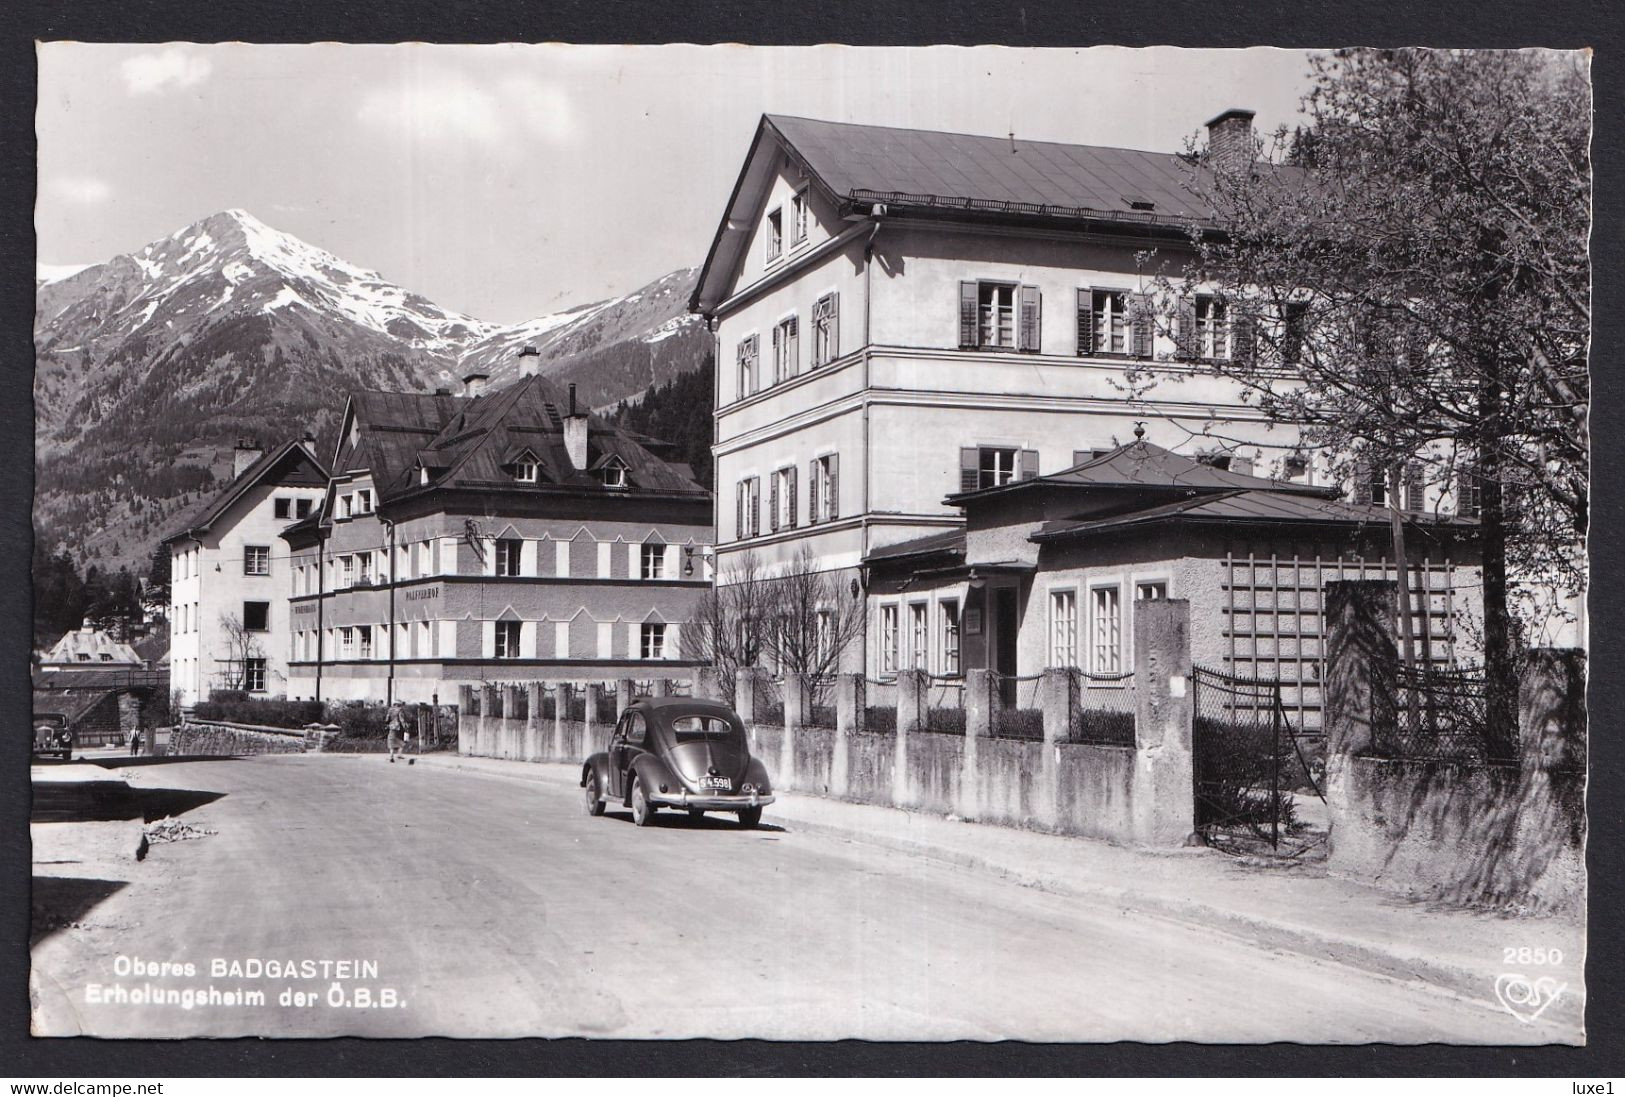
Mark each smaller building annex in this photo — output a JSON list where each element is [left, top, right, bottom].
[[863, 439, 1481, 731]]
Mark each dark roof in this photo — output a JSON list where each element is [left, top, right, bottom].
[[949, 441, 1337, 503], [864, 529, 967, 565], [1032, 490, 1477, 543], [342, 375, 708, 506], [768, 114, 1224, 226], [162, 439, 328, 545]]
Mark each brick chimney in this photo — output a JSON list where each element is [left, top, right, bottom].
[[1205, 108, 1256, 174], [462, 369, 490, 398], [518, 345, 541, 378], [562, 383, 589, 470], [233, 438, 263, 478]]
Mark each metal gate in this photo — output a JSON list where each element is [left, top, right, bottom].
[[1192, 664, 1326, 856]]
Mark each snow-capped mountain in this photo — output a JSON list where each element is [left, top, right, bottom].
[[33, 210, 709, 573]]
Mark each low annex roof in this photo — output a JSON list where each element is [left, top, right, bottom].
[[1031, 489, 1478, 543]]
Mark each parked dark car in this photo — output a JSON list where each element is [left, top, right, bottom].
[[582, 697, 774, 828], [32, 713, 73, 761]]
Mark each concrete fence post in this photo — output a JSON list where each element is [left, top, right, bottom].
[[894, 669, 927, 807], [616, 677, 636, 718], [584, 682, 605, 746], [1323, 581, 1399, 864], [737, 668, 762, 725], [553, 682, 572, 760], [693, 666, 722, 702], [832, 673, 863, 798], [525, 682, 543, 761], [651, 677, 670, 699], [1130, 599, 1196, 847], [480, 683, 499, 758], [1039, 667, 1077, 830], [458, 684, 475, 755], [781, 671, 805, 790], [501, 684, 521, 759], [961, 668, 995, 820]]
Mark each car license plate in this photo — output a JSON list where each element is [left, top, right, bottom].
[[700, 776, 732, 791]]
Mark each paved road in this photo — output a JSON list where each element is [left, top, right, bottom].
[[30, 754, 1545, 1041]]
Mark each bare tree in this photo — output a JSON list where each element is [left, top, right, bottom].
[[761, 545, 867, 695], [687, 550, 769, 703], [217, 611, 266, 694]]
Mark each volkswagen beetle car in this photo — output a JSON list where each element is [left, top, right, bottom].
[[581, 697, 774, 828]]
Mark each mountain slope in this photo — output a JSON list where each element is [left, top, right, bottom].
[[34, 211, 710, 574]]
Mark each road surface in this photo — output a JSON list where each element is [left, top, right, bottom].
[[30, 754, 1549, 1041]]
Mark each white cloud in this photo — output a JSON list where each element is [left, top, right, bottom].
[[356, 72, 577, 148], [48, 175, 113, 204], [121, 48, 213, 95]]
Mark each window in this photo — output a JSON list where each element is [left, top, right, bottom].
[[339, 555, 355, 588], [1090, 587, 1123, 674], [811, 292, 839, 367], [736, 477, 761, 540], [1050, 590, 1078, 668], [1195, 296, 1228, 360], [641, 622, 667, 660], [515, 456, 538, 483], [909, 603, 929, 670], [772, 315, 799, 383], [880, 604, 899, 675], [244, 545, 270, 576], [939, 600, 961, 676], [339, 626, 355, 659], [1281, 302, 1309, 366], [1358, 463, 1389, 507], [765, 207, 783, 262], [1285, 453, 1310, 482], [1403, 463, 1425, 512], [244, 658, 267, 692], [978, 282, 1014, 347], [809, 454, 839, 524], [494, 621, 521, 659], [1457, 467, 1482, 518], [296, 498, 314, 519], [357, 625, 373, 660], [356, 551, 373, 586], [737, 335, 760, 398], [770, 466, 797, 531], [274, 497, 292, 520], [980, 447, 1018, 490], [641, 542, 666, 580], [242, 601, 270, 632], [357, 489, 373, 514], [790, 188, 809, 245], [1136, 581, 1168, 601], [1092, 290, 1127, 354], [600, 459, 628, 489], [1079, 289, 1152, 359], [495, 538, 523, 577]]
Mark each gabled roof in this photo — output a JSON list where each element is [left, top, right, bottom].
[[162, 438, 329, 545], [947, 441, 1337, 504], [692, 114, 1280, 313], [334, 374, 708, 507], [1032, 489, 1477, 544], [864, 529, 968, 565], [40, 626, 142, 667]]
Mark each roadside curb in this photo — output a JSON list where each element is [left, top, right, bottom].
[[419, 752, 1582, 1034]]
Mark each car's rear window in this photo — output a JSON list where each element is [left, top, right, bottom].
[[670, 715, 737, 741]]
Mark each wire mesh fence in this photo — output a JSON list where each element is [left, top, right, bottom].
[[1377, 662, 1495, 763], [755, 676, 785, 727], [861, 677, 898, 734], [805, 673, 836, 728], [1070, 670, 1136, 746], [990, 672, 1045, 741], [593, 686, 619, 726], [923, 674, 966, 735]]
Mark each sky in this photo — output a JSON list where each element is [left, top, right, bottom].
[[37, 44, 1320, 324]]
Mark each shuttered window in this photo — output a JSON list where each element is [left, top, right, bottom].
[[1078, 289, 1128, 355], [773, 315, 799, 383], [811, 292, 839, 366], [959, 281, 1037, 350], [809, 453, 839, 523], [737, 335, 759, 398]]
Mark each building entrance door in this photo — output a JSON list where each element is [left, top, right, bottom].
[[992, 586, 1019, 707]]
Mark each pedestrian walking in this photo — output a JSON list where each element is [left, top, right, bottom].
[[387, 702, 406, 762], [128, 726, 142, 757]]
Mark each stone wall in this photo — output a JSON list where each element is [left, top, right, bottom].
[[1323, 581, 1586, 915], [168, 721, 309, 757]]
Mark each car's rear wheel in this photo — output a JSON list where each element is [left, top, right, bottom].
[[737, 805, 763, 829], [583, 771, 605, 817], [630, 776, 656, 827]]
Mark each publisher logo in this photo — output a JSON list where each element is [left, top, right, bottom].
[[1495, 973, 1566, 1023]]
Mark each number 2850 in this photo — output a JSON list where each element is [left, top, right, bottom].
[[1504, 947, 1563, 965]]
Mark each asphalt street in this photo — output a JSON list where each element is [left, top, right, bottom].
[[30, 754, 1554, 1041]]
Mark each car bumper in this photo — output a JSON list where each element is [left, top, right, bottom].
[[650, 790, 775, 811]]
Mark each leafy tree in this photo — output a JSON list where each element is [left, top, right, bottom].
[[1165, 48, 1588, 754]]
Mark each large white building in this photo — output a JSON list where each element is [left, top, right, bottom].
[[163, 438, 328, 705], [689, 111, 1476, 676]]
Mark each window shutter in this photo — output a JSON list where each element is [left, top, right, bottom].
[[769, 473, 780, 532], [483, 538, 497, 577], [1232, 310, 1257, 367], [481, 621, 496, 660], [736, 481, 746, 540], [787, 465, 798, 527], [808, 459, 820, 525], [750, 479, 760, 535], [1075, 287, 1094, 357], [1019, 449, 1040, 480], [787, 315, 799, 375], [1130, 293, 1154, 359], [1457, 468, 1479, 517], [960, 447, 980, 493], [1175, 296, 1198, 360], [959, 282, 978, 348], [828, 292, 840, 358], [596, 541, 611, 578], [666, 623, 681, 660], [828, 454, 839, 520], [1353, 463, 1373, 505], [1018, 285, 1042, 352], [628, 623, 641, 660], [626, 541, 639, 579], [771, 324, 781, 379], [1403, 464, 1424, 512], [520, 622, 537, 659], [520, 539, 538, 577]]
